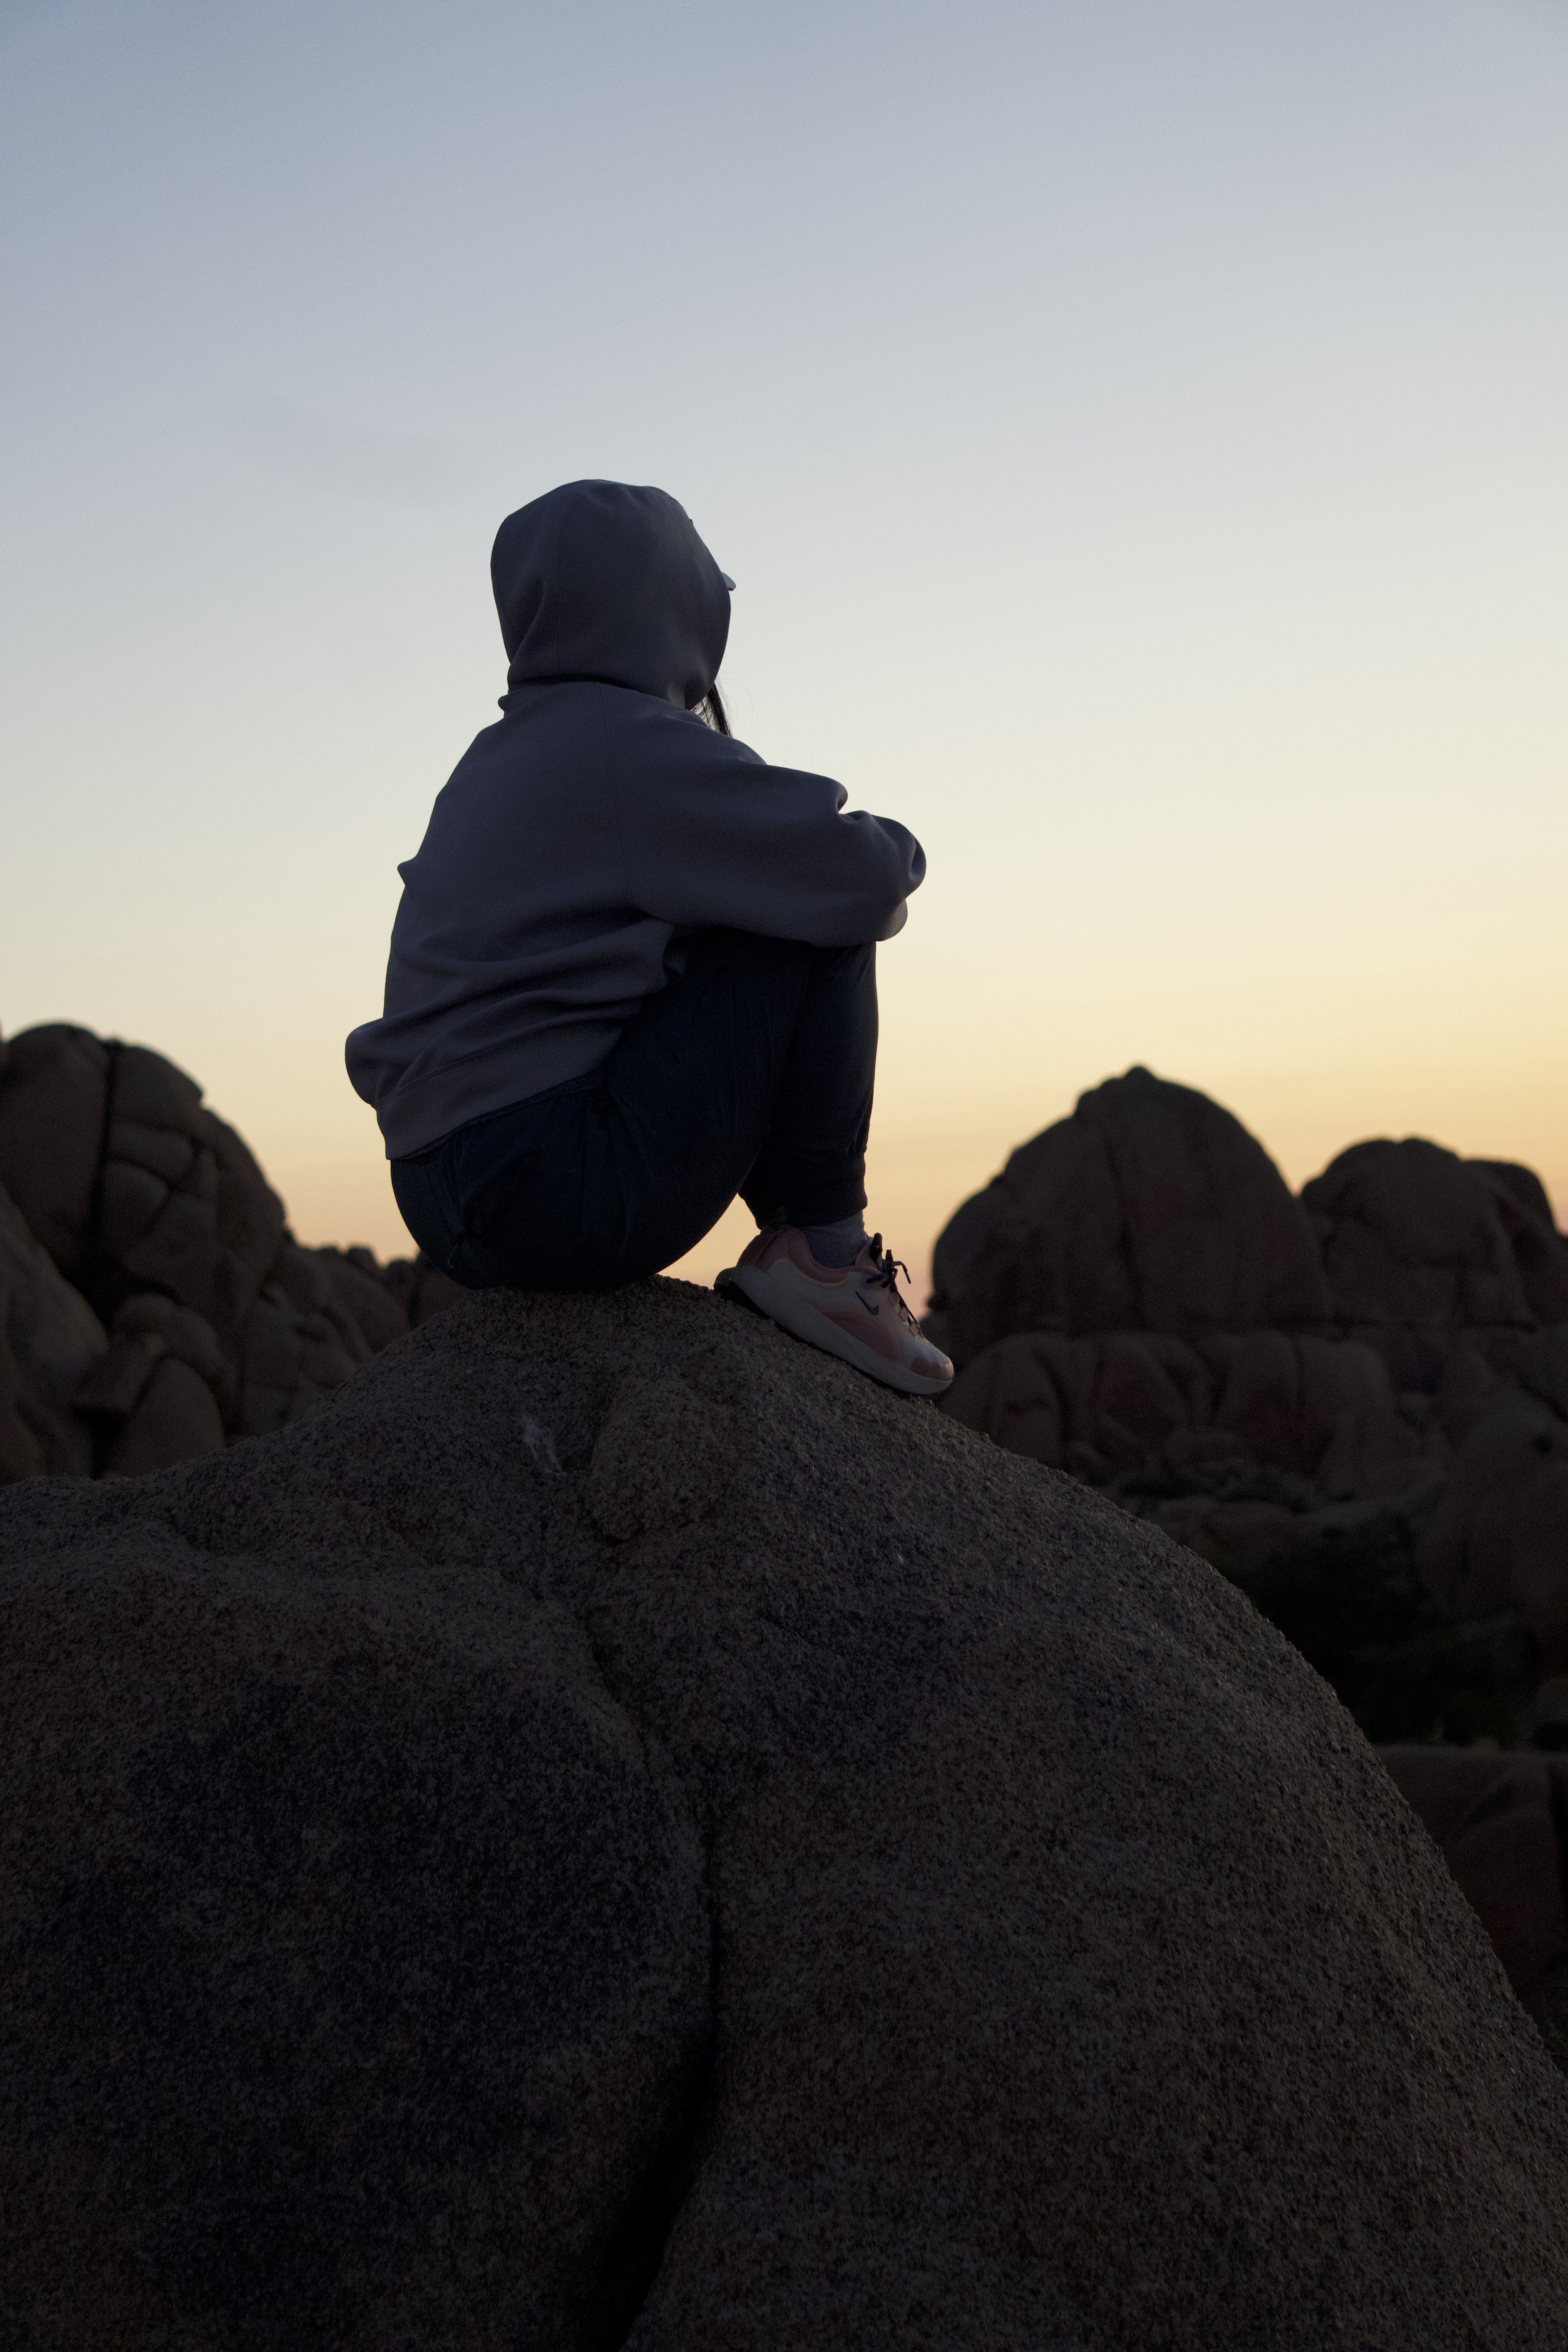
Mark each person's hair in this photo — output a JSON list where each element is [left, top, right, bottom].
[[695, 681, 731, 735]]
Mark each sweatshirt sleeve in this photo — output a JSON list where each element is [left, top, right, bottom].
[[602, 693, 925, 946]]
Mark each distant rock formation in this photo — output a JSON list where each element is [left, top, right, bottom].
[[933, 1067, 1568, 1702], [928, 1067, 1568, 1370], [939, 1323, 1441, 1516], [5, 1283, 1566, 2346], [1380, 1744, 1568, 2057], [0, 1179, 106, 1480], [0, 1023, 463, 1481], [7, 1025, 1568, 1703], [928, 1065, 1331, 1364], [1305, 1137, 1568, 1337]]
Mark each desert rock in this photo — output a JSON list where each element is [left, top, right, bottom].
[[5, 1281, 1567, 2349], [0, 1026, 432, 1458], [931, 1078, 1568, 1679], [941, 1323, 1437, 1497], [0, 1179, 106, 1482], [1302, 1136, 1568, 1332], [375, 1245, 468, 1328], [1379, 1745, 1568, 1995], [1418, 1398, 1568, 1668], [0, 1026, 287, 1339], [102, 1355, 229, 1478], [308, 1243, 419, 1353], [113, 1293, 237, 1410], [928, 1065, 1329, 1368]]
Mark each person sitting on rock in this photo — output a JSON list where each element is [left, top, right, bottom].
[[346, 478, 953, 1397]]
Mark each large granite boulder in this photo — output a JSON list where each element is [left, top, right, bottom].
[[0, 1026, 444, 1463], [5, 1281, 1566, 2349], [1418, 1396, 1568, 1672], [0, 1024, 286, 1344], [928, 1066, 1329, 1369], [941, 1323, 1438, 1497], [0, 1180, 106, 1482], [1380, 1745, 1568, 2002], [1302, 1136, 1568, 1333], [930, 1084, 1568, 1662]]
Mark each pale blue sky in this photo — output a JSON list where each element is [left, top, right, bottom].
[[3, 0, 1565, 1286]]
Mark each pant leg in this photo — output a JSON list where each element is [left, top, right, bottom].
[[413, 928, 877, 1290], [390, 1077, 596, 1290], [740, 940, 877, 1228], [389, 1140, 481, 1284]]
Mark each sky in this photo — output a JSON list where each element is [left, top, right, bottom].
[[2, 0, 1565, 1304]]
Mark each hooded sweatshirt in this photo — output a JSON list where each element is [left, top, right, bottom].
[[346, 480, 925, 1159]]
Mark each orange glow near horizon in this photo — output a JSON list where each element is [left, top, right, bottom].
[[100, 1014, 1561, 1319]]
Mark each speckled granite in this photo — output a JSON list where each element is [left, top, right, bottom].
[[4, 1279, 1566, 2349]]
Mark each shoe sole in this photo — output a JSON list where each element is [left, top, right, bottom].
[[716, 1266, 953, 1398]]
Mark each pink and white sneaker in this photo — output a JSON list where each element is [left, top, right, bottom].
[[716, 1228, 954, 1397]]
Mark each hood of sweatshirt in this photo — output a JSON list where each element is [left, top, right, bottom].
[[491, 479, 732, 711]]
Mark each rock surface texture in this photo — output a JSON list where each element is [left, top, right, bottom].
[[0, 1023, 463, 1476], [928, 1065, 1330, 1367], [5, 1282, 1568, 2350], [1304, 1138, 1568, 1336], [933, 1069, 1568, 1717], [0, 1178, 106, 1481], [1379, 1745, 1568, 2023], [7, 1027, 1563, 1664]]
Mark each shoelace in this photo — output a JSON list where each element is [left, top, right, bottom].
[[862, 1236, 917, 1325]]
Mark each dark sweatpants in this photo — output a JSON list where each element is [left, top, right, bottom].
[[390, 929, 877, 1291]]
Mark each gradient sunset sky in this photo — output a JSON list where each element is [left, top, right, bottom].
[[3, 0, 1565, 1301]]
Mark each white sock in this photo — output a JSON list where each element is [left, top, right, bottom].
[[800, 1213, 869, 1268]]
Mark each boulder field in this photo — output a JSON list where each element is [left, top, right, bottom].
[[933, 1067, 1568, 1693], [6, 1023, 1565, 1677], [5, 1282, 1568, 2349], [0, 1023, 463, 1482]]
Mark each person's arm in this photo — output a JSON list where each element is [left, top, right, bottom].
[[602, 692, 925, 945]]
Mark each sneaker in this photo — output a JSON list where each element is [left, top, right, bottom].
[[716, 1227, 954, 1397]]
